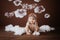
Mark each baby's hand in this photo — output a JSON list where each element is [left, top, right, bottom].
[[26, 32, 31, 35]]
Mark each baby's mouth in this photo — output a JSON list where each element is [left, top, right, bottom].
[[30, 21, 35, 24]]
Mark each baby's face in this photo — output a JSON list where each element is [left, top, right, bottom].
[[28, 17, 36, 23]]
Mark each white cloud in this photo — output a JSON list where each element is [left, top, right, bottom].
[[21, 3, 28, 9], [21, 3, 37, 10], [44, 13, 50, 18], [9, 12, 14, 17], [34, 5, 45, 13], [39, 25, 55, 32], [14, 9, 27, 18], [8, 0, 13, 2], [13, 25, 25, 35], [27, 4, 37, 10], [5, 24, 26, 35], [5, 12, 14, 18], [5, 24, 14, 32], [34, 0, 41, 2], [13, 0, 22, 6]]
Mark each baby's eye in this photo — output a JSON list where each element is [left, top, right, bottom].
[[33, 18, 35, 20]]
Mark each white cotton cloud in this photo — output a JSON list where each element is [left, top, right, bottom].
[[5, 24, 26, 35], [5, 24, 14, 32], [5, 12, 14, 18], [13, 25, 26, 35], [34, 0, 41, 2], [27, 4, 37, 10], [34, 5, 45, 14], [13, 0, 22, 6], [21, 3, 37, 10], [27, 4, 34, 10], [44, 13, 50, 18], [14, 9, 27, 18], [39, 25, 55, 32], [21, 3, 28, 9], [9, 12, 14, 17], [32, 31, 40, 36]]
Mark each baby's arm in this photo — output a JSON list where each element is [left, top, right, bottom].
[[35, 22, 39, 32], [25, 22, 31, 35]]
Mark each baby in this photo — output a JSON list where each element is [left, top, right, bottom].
[[25, 13, 40, 35]]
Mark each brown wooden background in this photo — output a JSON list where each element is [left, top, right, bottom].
[[0, 0, 57, 26]]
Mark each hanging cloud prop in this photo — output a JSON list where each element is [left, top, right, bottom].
[[34, 0, 41, 2], [27, 4, 37, 10], [8, 0, 13, 2], [13, 0, 22, 6], [34, 5, 45, 13], [5, 12, 14, 18], [21, 4, 28, 9], [14, 9, 27, 18], [21, 3, 37, 10], [44, 13, 50, 18]]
